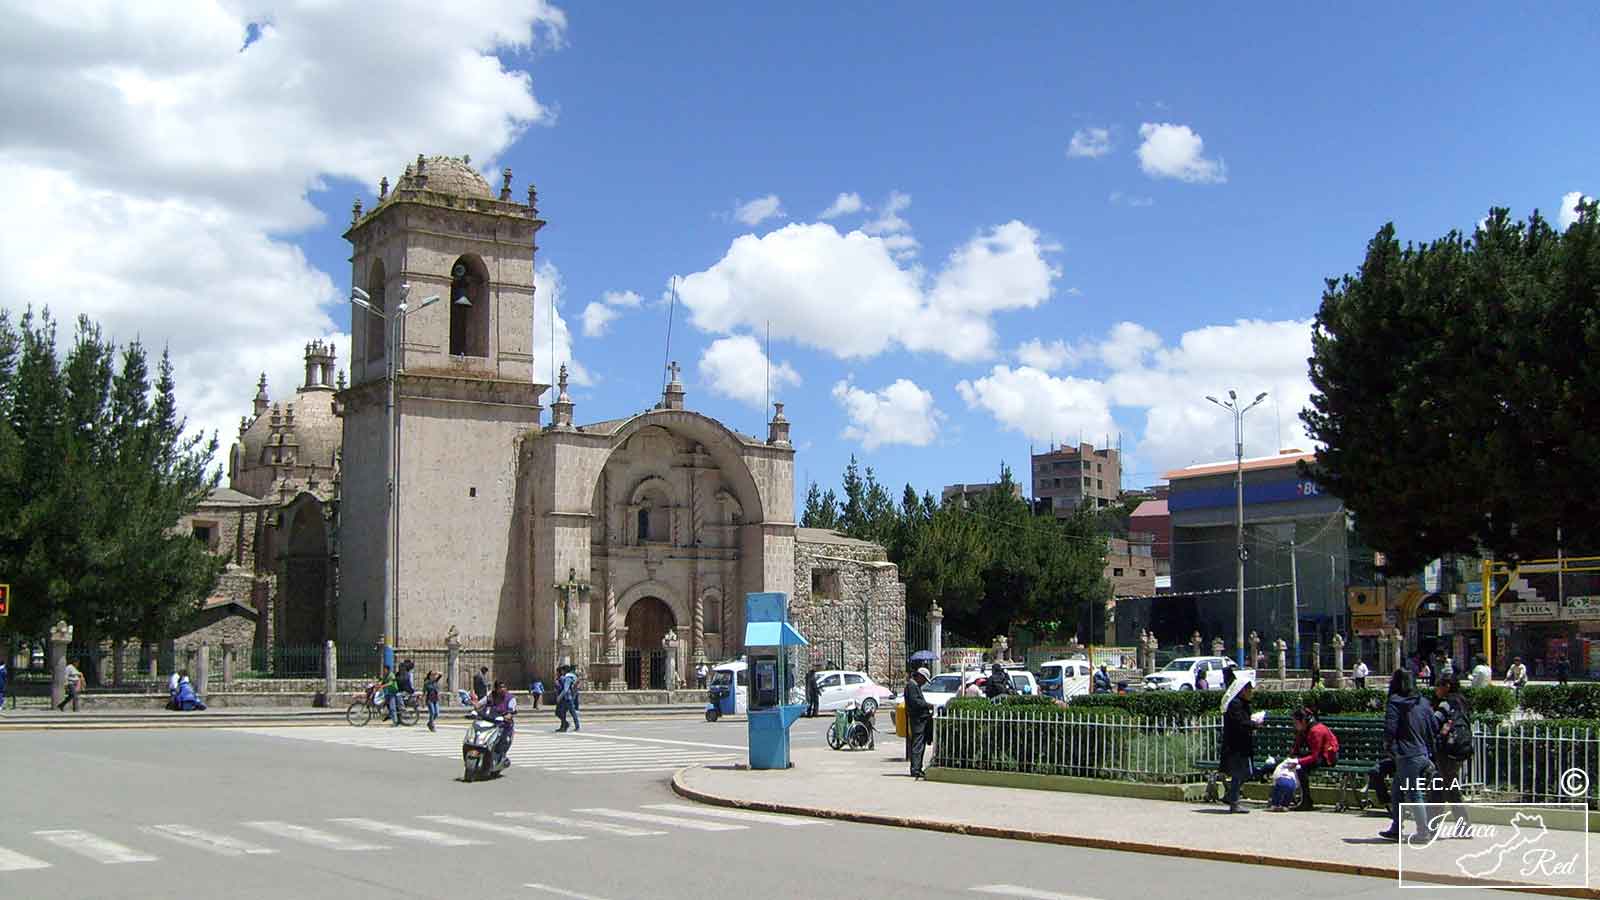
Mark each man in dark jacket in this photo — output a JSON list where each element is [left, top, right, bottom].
[[1221, 677, 1261, 813], [982, 663, 1012, 699], [904, 667, 935, 779], [1382, 669, 1437, 841], [805, 669, 820, 717]]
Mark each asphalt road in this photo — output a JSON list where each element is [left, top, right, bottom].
[[2, 710, 1489, 899]]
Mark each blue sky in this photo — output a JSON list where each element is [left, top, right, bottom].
[[5, 3, 1596, 505]]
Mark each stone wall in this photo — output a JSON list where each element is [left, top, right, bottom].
[[790, 530, 907, 685], [173, 604, 258, 651]]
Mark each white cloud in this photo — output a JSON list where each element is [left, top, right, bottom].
[[532, 262, 589, 387], [1109, 191, 1155, 207], [862, 191, 918, 259], [732, 194, 785, 227], [675, 219, 1060, 363], [1559, 190, 1593, 230], [0, 1, 566, 449], [580, 289, 642, 336], [831, 377, 943, 450], [1136, 123, 1227, 184], [1015, 338, 1082, 372], [961, 318, 1316, 476], [1067, 126, 1112, 159], [698, 335, 801, 408], [819, 192, 864, 219]]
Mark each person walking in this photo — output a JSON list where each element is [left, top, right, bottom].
[[804, 669, 820, 718], [1353, 659, 1369, 690], [1507, 657, 1528, 700], [1220, 673, 1264, 813], [1432, 674, 1473, 826], [695, 663, 708, 689], [1557, 655, 1570, 686], [904, 667, 934, 779], [424, 669, 442, 732], [528, 677, 544, 710], [1290, 707, 1339, 810], [1381, 669, 1437, 842], [555, 665, 581, 732], [57, 659, 83, 712], [0, 658, 9, 710], [379, 664, 401, 727], [472, 666, 489, 702]]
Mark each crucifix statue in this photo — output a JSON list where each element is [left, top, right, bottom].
[[666, 360, 682, 383], [555, 567, 588, 666]]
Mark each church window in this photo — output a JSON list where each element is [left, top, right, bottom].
[[365, 259, 386, 362], [637, 508, 650, 543], [448, 255, 490, 358], [703, 594, 721, 633], [192, 523, 216, 551]]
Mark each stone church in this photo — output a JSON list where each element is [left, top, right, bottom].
[[319, 154, 906, 687]]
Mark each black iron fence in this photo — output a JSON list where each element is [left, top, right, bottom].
[[623, 649, 669, 689]]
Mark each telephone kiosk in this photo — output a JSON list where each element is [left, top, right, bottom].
[[743, 591, 808, 769]]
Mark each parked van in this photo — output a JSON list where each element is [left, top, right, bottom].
[[1038, 659, 1093, 700]]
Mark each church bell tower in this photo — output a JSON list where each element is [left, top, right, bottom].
[[338, 154, 547, 652]]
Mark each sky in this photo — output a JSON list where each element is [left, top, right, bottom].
[[2, 2, 1595, 505]]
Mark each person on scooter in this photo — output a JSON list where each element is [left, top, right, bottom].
[[474, 680, 517, 761], [983, 663, 1013, 699]]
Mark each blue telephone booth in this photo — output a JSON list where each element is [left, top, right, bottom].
[[744, 592, 807, 770]]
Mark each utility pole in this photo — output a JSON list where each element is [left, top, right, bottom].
[[1207, 390, 1268, 667], [1290, 539, 1301, 669]]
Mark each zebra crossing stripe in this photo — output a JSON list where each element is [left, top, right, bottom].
[[33, 830, 158, 864], [328, 818, 486, 846], [142, 824, 278, 856], [641, 804, 823, 826], [242, 821, 387, 851], [494, 812, 666, 837], [0, 846, 51, 872], [417, 815, 582, 842], [570, 808, 745, 832]]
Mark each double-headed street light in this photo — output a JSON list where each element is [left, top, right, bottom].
[[1207, 389, 1268, 667], [351, 283, 440, 670]]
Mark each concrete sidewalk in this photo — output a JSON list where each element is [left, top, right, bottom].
[[0, 702, 706, 730], [674, 746, 1598, 896]]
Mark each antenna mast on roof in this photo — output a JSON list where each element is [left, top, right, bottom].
[[764, 319, 770, 436], [661, 276, 677, 396]]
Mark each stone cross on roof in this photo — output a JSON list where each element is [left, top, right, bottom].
[[667, 360, 682, 384]]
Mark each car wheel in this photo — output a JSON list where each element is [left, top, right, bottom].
[[1179, 684, 1193, 691], [861, 697, 879, 715]]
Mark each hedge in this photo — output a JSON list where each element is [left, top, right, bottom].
[[1519, 684, 1600, 720], [1066, 684, 1516, 719]]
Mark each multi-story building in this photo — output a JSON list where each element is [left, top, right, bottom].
[[1031, 442, 1121, 515], [940, 481, 1024, 508]]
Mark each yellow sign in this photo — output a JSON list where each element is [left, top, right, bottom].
[[1471, 611, 1485, 629]]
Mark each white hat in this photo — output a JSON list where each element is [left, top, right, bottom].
[[915, 667, 931, 681], [1221, 668, 1256, 713]]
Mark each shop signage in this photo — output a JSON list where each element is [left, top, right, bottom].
[[1424, 559, 1442, 593], [1347, 586, 1386, 617], [1500, 602, 1558, 621], [1352, 615, 1386, 636], [1562, 601, 1600, 621], [1465, 581, 1483, 609]]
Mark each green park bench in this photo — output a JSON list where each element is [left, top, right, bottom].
[[1197, 715, 1388, 811]]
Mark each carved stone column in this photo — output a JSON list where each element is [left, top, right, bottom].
[[1274, 638, 1288, 683], [1249, 631, 1261, 669], [1389, 626, 1404, 673], [691, 589, 706, 667], [1331, 634, 1346, 688], [1144, 632, 1159, 675], [1211, 636, 1225, 658], [604, 586, 620, 663], [929, 605, 944, 667]]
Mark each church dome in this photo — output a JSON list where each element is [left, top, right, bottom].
[[410, 155, 494, 200], [230, 375, 342, 501]]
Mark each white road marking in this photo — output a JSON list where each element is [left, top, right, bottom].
[[417, 815, 582, 842], [32, 830, 158, 864], [142, 824, 278, 857], [525, 883, 616, 900], [242, 821, 387, 851], [971, 886, 1105, 900], [563, 733, 746, 750], [328, 818, 486, 847], [494, 812, 665, 837], [0, 846, 51, 871], [570, 808, 745, 832], [641, 803, 822, 826]]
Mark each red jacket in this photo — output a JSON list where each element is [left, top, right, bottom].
[[1294, 722, 1339, 767]]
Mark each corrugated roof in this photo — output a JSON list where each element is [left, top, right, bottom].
[[1130, 498, 1168, 517], [1163, 452, 1315, 481]]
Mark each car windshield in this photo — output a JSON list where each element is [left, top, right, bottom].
[[1040, 666, 1061, 680], [709, 670, 733, 688], [1162, 660, 1196, 672], [926, 675, 962, 692]]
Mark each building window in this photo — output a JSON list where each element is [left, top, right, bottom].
[[1138, 569, 1147, 577], [1097, 479, 1103, 489], [811, 568, 840, 600], [703, 594, 722, 634], [192, 524, 214, 549], [1113, 567, 1124, 577]]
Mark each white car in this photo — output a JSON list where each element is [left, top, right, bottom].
[[920, 673, 968, 708], [814, 670, 897, 712], [1144, 656, 1253, 691], [1038, 659, 1094, 699]]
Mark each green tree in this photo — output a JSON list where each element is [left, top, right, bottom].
[[1304, 202, 1600, 571], [800, 483, 841, 529]]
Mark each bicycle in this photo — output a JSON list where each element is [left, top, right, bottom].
[[346, 686, 420, 727]]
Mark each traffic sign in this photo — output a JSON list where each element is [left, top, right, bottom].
[[0, 583, 9, 617]]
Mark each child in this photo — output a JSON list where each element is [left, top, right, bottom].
[[529, 678, 545, 710], [1267, 756, 1300, 811]]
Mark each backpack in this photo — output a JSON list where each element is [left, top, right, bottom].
[[1441, 699, 1474, 759]]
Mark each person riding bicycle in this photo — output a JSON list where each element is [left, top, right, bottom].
[[983, 663, 1014, 699], [474, 680, 517, 759]]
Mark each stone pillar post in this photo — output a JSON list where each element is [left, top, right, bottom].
[[662, 631, 679, 693], [1375, 630, 1390, 675], [145, 641, 159, 681], [324, 640, 338, 701], [446, 632, 462, 701], [49, 621, 73, 708], [1249, 631, 1261, 669], [194, 642, 209, 697], [1311, 641, 1323, 685], [1135, 630, 1147, 671], [929, 605, 944, 667], [221, 642, 235, 689], [1190, 631, 1202, 658], [1275, 639, 1288, 683], [1211, 636, 1225, 658], [1389, 627, 1404, 673], [1331, 634, 1346, 688], [604, 587, 620, 663], [1145, 632, 1159, 675], [691, 591, 706, 668]]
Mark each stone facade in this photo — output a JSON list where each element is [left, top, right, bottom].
[[791, 528, 907, 685]]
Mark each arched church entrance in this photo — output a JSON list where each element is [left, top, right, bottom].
[[277, 500, 330, 673], [624, 597, 676, 689]]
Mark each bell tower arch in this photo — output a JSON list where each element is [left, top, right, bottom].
[[337, 155, 549, 654]]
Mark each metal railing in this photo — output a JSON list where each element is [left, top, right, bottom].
[[932, 708, 1219, 784], [1471, 721, 1600, 807]]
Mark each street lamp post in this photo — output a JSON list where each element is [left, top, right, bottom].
[[352, 284, 440, 670], [1207, 390, 1268, 667]]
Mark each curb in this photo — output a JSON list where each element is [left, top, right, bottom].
[[669, 767, 1598, 898]]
